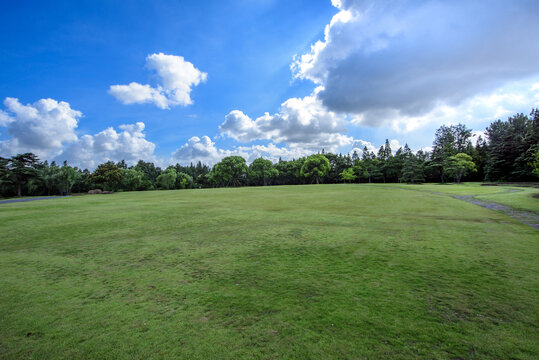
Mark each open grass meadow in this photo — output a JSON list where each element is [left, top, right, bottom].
[[0, 184, 538, 359]]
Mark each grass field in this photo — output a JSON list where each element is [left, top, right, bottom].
[[381, 183, 539, 213], [0, 185, 538, 359]]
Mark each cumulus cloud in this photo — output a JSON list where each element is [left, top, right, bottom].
[[351, 139, 376, 153], [389, 139, 404, 152], [292, 0, 539, 125], [219, 88, 353, 152], [172, 136, 223, 165], [349, 77, 539, 133], [0, 97, 80, 158], [470, 130, 487, 146], [58, 122, 156, 169], [0, 110, 12, 127], [108, 82, 169, 109], [172, 136, 310, 166], [235, 143, 310, 163], [109, 53, 207, 109]]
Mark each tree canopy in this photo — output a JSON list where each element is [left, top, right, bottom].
[[0, 108, 537, 198], [211, 156, 248, 187], [249, 158, 279, 186], [157, 168, 177, 190], [89, 162, 122, 191], [301, 154, 330, 184], [444, 153, 477, 183]]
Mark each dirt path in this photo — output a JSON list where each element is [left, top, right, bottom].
[[373, 185, 539, 230], [449, 194, 539, 230], [0, 196, 71, 205]]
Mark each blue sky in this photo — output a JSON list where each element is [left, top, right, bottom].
[[1, 0, 538, 169]]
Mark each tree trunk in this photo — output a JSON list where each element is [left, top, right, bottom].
[[17, 182, 22, 197]]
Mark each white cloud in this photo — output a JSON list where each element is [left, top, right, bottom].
[[389, 139, 403, 153], [234, 143, 310, 163], [172, 136, 223, 165], [349, 139, 375, 157], [219, 88, 353, 152], [0, 110, 13, 127], [470, 130, 487, 146], [109, 53, 207, 109], [292, 0, 539, 124], [108, 82, 169, 109], [0, 97, 80, 158], [172, 136, 310, 166], [351, 139, 375, 152], [58, 122, 156, 169], [350, 77, 539, 133]]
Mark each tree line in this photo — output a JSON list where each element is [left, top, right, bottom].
[[1, 109, 537, 197]]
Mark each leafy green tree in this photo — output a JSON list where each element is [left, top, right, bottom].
[[176, 172, 194, 189], [89, 162, 122, 191], [384, 147, 404, 182], [5, 153, 40, 197], [324, 153, 351, 183], [444, 153, 477, 183], [340, 168, 356, 183], [211, 156, 248, 187], [116, 160, 127, 169], [357, 147, 382, 183], [59, 162, 81, 194], [134, 160, 161, 186], [275, 158, 305, 185], [357, 159, 382, 183], [249, 158, 278, 186], [301, 154, 330, 184], [431, 124, 472, 182], [513, 109, 539, 179], [469, 135, 488, 181], [530, 149, 539, 177], [71, 168, 93, 193], [0, 157, 16, 197], [157, 168, 178, 190], [484, 110, 539, 181], [39, 161, 62, 195], [379, 139, 393, 161], [401, 151, 425, 184], [196, 173, 211, 188], [377, 139, 393, 182], [121, 168, 145, 191]]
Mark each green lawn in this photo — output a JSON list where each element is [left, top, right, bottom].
[[475, 187, 539, 213], [378, 183, 539, 213], [0, 185, 537, 359]]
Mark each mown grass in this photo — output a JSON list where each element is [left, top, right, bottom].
[[475, 187, 539, 213], [381, 183, 539, 213], [0, 185, 537, 359]]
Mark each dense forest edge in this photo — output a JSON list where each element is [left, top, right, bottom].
[[1, 109, 538, 198]]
